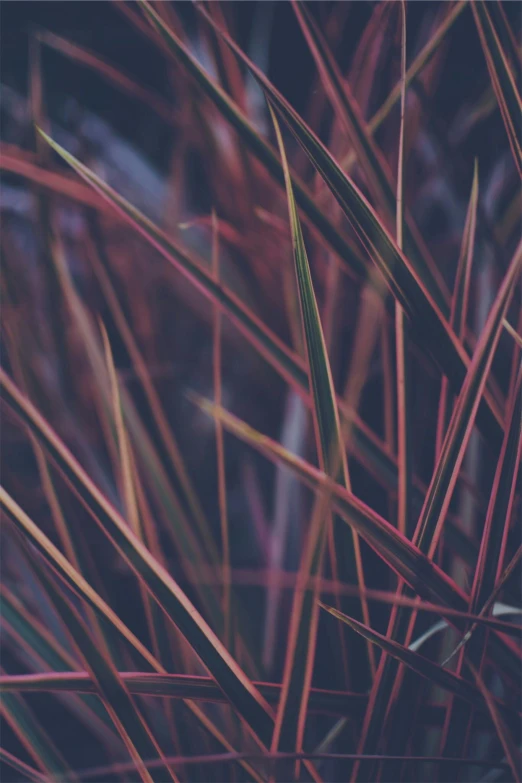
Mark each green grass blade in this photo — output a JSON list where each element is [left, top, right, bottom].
[[0, 374, 275, 749]]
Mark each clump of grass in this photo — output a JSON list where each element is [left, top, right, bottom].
[[1, 2, 521, 782]]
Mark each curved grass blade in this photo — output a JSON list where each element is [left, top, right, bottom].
[[135, 0, 366, 282], [1, 586, 120, 740], [190, 5, 505, 452], [472, 0, 522, 178], [319, 604, 520, 723], [0, 374, 275, 749]]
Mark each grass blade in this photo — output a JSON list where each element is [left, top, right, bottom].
[[136, 0, 366, 280], [436, 161, 479, 458], [293, 0, 448, 314], [268, 106, 368, 776], [191, 6, 506, 453], [22, 549, 178, 783], [0, 691, 74, 781], [319, 604, 519, 722], [0, 373, 276, 748], [472, 0, 522, 178]]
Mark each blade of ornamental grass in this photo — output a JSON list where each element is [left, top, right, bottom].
[[85, 213, 210, 563], [1, 585, 121, 740], [352, 239, 522, 780], [438, 368, 522, 775], [0, 749, 49, 783], [190, 5, 506, 455], [395, 0, 412, 539], [210, 211, 232, 651], [318, 604, 520, 724], [0, 376, 276, 749], [136, 0, 366, 280], [467, 661, 522, 782], [472, 0, 522, 178], [0, 691, 74, 781], [292, 0, 449, 315], [19, 546, 178, 783], [192, 397, 471, 615], [0, 487, 266, 783], [36, 128, 438, 536], [268, 107, 370, 778], [436, 161, 479, 459]]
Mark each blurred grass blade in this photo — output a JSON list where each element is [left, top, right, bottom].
[[395, 0, 412, 538], [210, 211, 231, 649], [467, 661, 522, 782], [37, 30, 178, 126], [136, 0, 366, 280], [319, 604, 519, 721], [436, 161, 479, 458], [504, 318, 522, 349], [0, 373, 275, 748], [190, 5, 505, 452], [472, 0, 522, 178], [293, 0, 448, 313], [415, 240, 521, 557], [35, 127, 410, 525], [1, 586, 120, 738], [0, 691, 74, 780], [192, 397, 470, 614], [23, 549, 178, 783], [0, 749, 49, 783]]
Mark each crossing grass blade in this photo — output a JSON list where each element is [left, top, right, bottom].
[[20, 547, 178, 783], [192, 397, 471, 615], [136, 0, 366, 281], [0, 748, 49, 783], [0, 690, 74, 781], [472, 0, 522, 178], [0, 373, 276, 749], [352, 238, 522, 780], [467, 661, 522, 782], [319, 604, 520, 724], [190, 3, 506, 454], [34, 128, 415, 530], [438, 368, 522, 771], [268, 106, 369, 776], [292, 0, 448, 314], [0, 484, 267, 782]]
